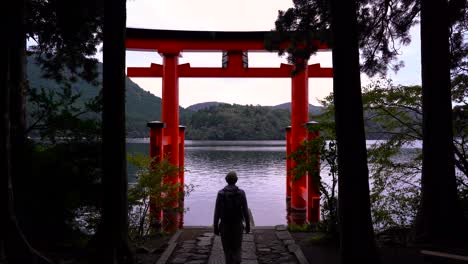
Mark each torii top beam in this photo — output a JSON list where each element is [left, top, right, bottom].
[[126, 28, 333, 78], [126, 28, 330, 53]]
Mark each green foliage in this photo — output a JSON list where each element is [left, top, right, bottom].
[[18, 56, 106, 242], [287, 223, 312, 232], [305, 231, 337, 245], [287, 122, 339, 236], [14, 140, 102, 245], [273, 0, 420, 77], [270, 0, 331, 74], [361, 80, 468, 229], [288, 132, 323, 185], [27, 82, 102, 143], [27, 0, 104, 84], [317, 139, 339, 236], [127, 154, 194, 239], [320, 79, 468, 232], [184, 104, 291, 140], [359, 81, 424, 231], [287, 222, 338, 247], [26, 57, 195, 138]]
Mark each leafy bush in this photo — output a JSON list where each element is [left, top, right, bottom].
[[287, 223, 312, 232], [288, 123, 339, 237], [127, 154, 194, 239]]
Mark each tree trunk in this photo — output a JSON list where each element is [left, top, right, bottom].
[[99, 0, 132, 262], [416, 0, 464, 244], [0, 13, 13, 260], [1, 1, 53, 263], [329, 0, 380, 262]]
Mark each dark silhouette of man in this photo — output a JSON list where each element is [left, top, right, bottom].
[[213, 171, 250, 264]]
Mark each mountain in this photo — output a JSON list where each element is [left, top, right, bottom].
[[26, 57, 189, 138], [26, 57, 328, 140], [26, 57, 345, 140], [272, 102, 323, 116], [186, 102, 228, 111], [187, 101, 325, 115], [184, 104, 291, 140]]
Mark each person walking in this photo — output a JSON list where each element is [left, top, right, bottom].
[[213, 171, 251, 264]]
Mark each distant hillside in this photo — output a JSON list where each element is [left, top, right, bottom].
[[272, 102, 323, 116], [186, 102, 228, 111], [27, 57, 188, 138], [183, 102, 395, 140], [184, 104, 291, 140], [187, 101, 324, 115], [27, 57, 388, 140]]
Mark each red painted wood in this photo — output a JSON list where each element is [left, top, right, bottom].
[[286, 127, 292, 200], [290, 67, 309, 211], [148, 124, 164, 229], [149, 126, 164, 161], [162, 53, 180, 169], [306, 126, 320, 223], [161, 53, 180, 230], [126, 38, 329, 53], [127, 63, 333, 78]]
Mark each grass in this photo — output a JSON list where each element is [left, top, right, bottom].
[[287, 223, 312, 232]]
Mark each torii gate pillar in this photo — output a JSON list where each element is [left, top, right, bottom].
[[161, 53, 180, 231], [290, 66, 309, 212], [162, 53, 180, 172]]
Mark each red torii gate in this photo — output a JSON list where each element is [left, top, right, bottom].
[[125, 28, 333, 226]]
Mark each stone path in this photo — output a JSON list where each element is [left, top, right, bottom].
[[255, 227, 297, 264], [169, 232, 212, 264], [163, 225, 308, 264]]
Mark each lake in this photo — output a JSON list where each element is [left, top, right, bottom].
[[127, 140, 288, 226], [127, 140, 423, 227]]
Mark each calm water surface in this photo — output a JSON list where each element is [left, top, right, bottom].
[[127, 140, 287, 226], [127, 139, 423, 226]]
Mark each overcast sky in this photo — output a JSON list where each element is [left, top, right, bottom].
[[126, 0, 421, 108]]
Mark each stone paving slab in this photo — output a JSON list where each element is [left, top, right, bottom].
[[242, 241, 257, 260], [243, 234, 255, 242], [158, 227, 310, 264], [275, 225, 288, 231], [208, 236, 224, 264], [242, 257, 259, 263], [255, 228, 298, 264], [168, 230, 213, 264], [156, 230, 181, 264], [276, 231, 293, 240]]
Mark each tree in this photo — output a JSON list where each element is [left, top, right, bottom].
[[274, 0, 381, 261], [27, 0, 104, 85], [97, 0, 133, 262], [329, 0, 380, 262], [127, 155, 194, 239], [361, 82, 425, 232], [1, 0, 54, 262], [416, 0, 465, 243], [274, 0, 420, 77], [361, 81, 467, 235], [183, 104, 291, 140], [274, 0, 467, 249]]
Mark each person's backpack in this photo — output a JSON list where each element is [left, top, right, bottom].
[[221, 189, 243, 223]]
